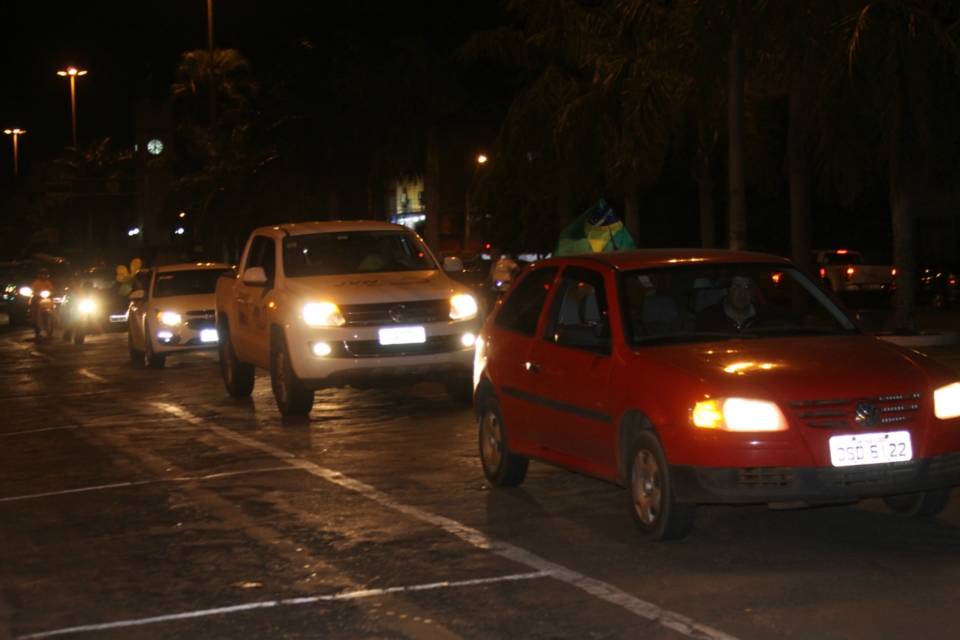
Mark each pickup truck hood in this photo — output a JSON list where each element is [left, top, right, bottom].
[[642, 335, 938, 403], [283, 270, 467, 305]]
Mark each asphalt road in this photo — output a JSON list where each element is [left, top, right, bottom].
[[2, 311, 960, 640]]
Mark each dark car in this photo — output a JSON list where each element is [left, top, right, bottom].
[[916, 262, 960, 310]]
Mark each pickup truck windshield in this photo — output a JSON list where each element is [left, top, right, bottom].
[[283, 231, 437, 277], [622, 263, 861, 345]]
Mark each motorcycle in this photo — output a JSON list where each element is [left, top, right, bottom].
[[63, 296, 99, 345], [31, 290, 58, 339]]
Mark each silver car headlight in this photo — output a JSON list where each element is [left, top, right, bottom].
[[934, 382, 960, 419], [303, 302, 345, 327], [157, 311, 182, 326], [450, 294, 478, 321], [691, 398, 788, 432]]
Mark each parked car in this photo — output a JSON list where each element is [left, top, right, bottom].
[[128, 262, 232, 367], [916, 262, 960, 310], [473, 249, 960, 541]]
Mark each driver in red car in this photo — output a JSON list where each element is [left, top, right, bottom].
[[696, 273, 777, 332]]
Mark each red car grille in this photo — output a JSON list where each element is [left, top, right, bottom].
[[788, 393, 922, 429]]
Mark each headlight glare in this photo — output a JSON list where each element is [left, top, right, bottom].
[[303, 302, 345, 327], [157, 311, 182, 325], [19, 286, 33, 297], [79, 299, 95, 313], [450, 294, 478, 320], [934, 382, 960, 419], [691, 398, 787, 432]]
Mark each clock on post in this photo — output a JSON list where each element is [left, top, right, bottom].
[[146, 138, 164, 155]]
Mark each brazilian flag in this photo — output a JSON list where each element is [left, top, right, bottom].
[[555, 199, 635, 256]]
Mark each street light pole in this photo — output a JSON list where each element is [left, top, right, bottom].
[[3, 128, 25, 176], [57, 67, 87, 149], [207, 0, 216, 127], [464, 154, 487, 250]]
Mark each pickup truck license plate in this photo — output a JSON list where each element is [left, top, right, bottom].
[[200, 329, 219, 343], [829, 431, 913, 467], [379, 326, 426, 345]]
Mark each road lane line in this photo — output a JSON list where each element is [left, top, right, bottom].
[[156, 402, 738, 640], [0, 467, 301, 503], [15, 571, 552, 639], [78, 368, 106, 382], [29, 350, 54, 361]]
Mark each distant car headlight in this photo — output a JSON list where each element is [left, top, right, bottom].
[[79, 299, 96, 313], [450, 294, 478, 320], [19, 286, 33, 297], [157, 311, 182, 326], [691, 398, 788, 432], [303, 302, 345, 327], [934, 382, 960, 419]]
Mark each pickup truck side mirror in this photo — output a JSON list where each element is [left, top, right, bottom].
[[443, 256, 464, 272], [242, 267, 269, 286], [128, 290, 145, 301]]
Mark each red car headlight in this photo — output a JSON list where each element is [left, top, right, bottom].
[[691, 398, 788, 432]]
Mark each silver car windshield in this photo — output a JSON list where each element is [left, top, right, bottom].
[[153, 269, 227, 298], [621, 263, 861, 345], [282, 231, 437, 277]]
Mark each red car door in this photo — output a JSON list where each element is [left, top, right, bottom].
[[522, 265, 616, 476]]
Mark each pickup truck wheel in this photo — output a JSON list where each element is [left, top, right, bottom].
[[128, 328, 144, 360], [883, 488, 951, 517], [271, 334, 314, 416], [627, 431, 696, 541], [444, 375, 474, 406], [145, 326, 166, 368], [219, 326, 255, 397], [479, 398, 528, 486]]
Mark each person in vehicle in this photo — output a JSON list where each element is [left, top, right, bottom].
[[359, 236, 409, 271], [696, 273, 775, 332]]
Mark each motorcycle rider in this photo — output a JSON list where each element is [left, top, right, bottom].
[[29, 267, 57, 338]]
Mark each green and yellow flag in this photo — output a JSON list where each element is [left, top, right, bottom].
[[555, 199, 635, 256]]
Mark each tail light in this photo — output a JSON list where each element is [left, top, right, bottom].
[[845, 267, 855, 281]]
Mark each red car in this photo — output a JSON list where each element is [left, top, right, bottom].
[[472, 249, 960, 540]]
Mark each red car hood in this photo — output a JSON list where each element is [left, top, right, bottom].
[[641, 335, 940, 403]]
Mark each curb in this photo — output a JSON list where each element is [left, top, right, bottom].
[[877, 332, 960, 347]]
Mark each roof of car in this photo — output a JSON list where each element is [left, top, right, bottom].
[[253, 220, 412, 238], [154, 262, 232, 273], [535, 248, 792, 270]]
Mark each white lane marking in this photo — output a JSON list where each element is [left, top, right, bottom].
[[156, 403, 738, 640], [78, 369, 106, 382], [0, 467, 300, 503], [29, 350, 55, 361], [15, 571, 551, 639]]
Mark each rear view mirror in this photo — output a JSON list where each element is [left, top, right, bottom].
[[443, 256, 464, 272], [242, 266, 268, 286]]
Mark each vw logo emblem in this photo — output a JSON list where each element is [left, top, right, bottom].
[[854, 401, 880, 428], [389, 305, 407, 324]]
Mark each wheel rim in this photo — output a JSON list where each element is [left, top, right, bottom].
[[631, 448, 662, 525], [480, 411, 503, 473]]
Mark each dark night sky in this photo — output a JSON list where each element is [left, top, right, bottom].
[[0, 1, 503, 174]]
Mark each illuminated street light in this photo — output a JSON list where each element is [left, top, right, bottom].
[[57, 67, 88, 148], [3, 128, 25, 176], [465, 154, 489, 248], [128, 227, 141, 237]]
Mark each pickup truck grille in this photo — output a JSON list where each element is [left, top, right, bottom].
[[339, 300, 450, 327], [788, 393, 922, 429], [330, 334, 468, 358]]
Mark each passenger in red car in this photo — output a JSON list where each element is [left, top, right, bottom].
[[696, 274, 772, 332]]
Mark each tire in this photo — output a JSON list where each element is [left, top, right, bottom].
[[144, 325, 166, 368], [40, 311, 54, 338], [219, 323, 255, 397], [73, 329, 85, 345], [444, 375, 474, 406], [128, 328, 145, 361], [883, 487, 952, 517], [478, 397, 528, 486], [270, 333, 314, 416], [626, 431, 696, 541]]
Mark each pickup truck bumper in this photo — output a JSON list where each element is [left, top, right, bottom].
[[287, 319, 479, 390]]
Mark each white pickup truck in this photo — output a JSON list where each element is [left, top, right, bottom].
[[215, 221, 482, 416], [813, 249, 895, 294]]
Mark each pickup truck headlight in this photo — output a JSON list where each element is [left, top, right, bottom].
[[79, 299, 96, 313], [450, 294, 478, 320], [934, 382, 960, 419], [303, 302, 345, 327], [691, 398, 788, 432], [157, 311, 182, 326]]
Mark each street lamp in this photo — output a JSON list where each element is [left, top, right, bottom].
[[57, 67, 87, 148], [3, 128, 25, 176], [464, 154, 488, 249]]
